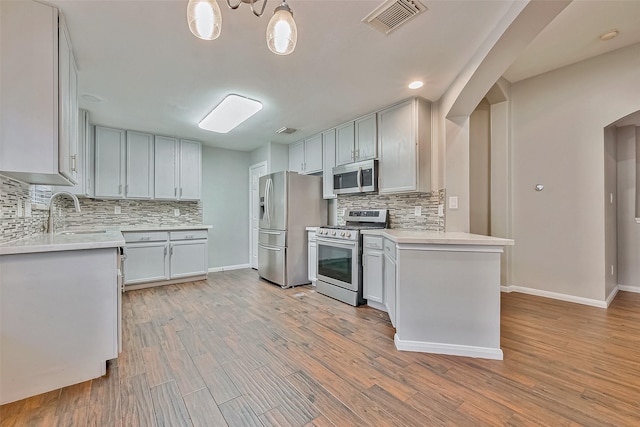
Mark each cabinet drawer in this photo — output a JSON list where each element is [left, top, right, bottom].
[[363, 235, 383, 250], [123, 231, 168, 243], [383, 238, 396, 260], [170, 230, 208, 241]]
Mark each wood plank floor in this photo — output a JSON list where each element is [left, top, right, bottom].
[[2, 269, 640, 426]]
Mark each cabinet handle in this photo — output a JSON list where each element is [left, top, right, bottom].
[[355, 149, 359, 159], [125, 184, 129, 195], [170, 246, 174, 256], [180, 188, 183, 197], [164, 245, 167, 256], [174, 187, 177, 197], [186, 234, 194, 239], [139, 236, 150, 241], [301, 162, 304, 171], [118, 184, 122, 195], [351, 149, 355, 160], [71, 155, 77, 172]]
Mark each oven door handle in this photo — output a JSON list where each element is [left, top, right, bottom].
[[316, 237, 358, 249]]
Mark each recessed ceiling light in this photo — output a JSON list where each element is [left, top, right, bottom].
[[599, 30, 619, 41], [408, 81, 424, 89], [199, 94, 263, 133], [81, 94, 102, 103]]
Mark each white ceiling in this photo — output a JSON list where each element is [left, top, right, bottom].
[[55, 0, 640, 151]]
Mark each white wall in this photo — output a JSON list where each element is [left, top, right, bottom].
[[201, 146, 251, 269], [469, 99, 491, 235], [604, 126, 617, 300], [616, 125, 640, 291], [249, 142, 289, 173], [510, 43, 640, 302]]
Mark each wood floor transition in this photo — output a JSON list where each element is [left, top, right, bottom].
[[1, 268, 639, 426]]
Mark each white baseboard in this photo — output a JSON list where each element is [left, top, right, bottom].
[[619, 284, 640, 293], [208, 263, 251, 273], [394, 334, 503, 360], [501, 285, 607, 308], [605, 286, 619, 307]]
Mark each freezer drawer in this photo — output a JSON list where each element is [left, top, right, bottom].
[[258, 243, 286, 286], [258, 229, 287, 247]]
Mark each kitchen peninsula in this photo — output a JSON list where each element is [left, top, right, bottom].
[[361, 229, 514, 360]]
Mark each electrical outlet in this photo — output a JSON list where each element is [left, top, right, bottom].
[[114, 205, 122, 215], [16, 202, 23, 218], [174, 208, 180, 217], [438, 204, 444, 217], [448, 196, 458, 210], [24, 202, 32, 218], [414, 206, 421, 216], [611, 265, 614, 276], [341, 209, 346, 216]]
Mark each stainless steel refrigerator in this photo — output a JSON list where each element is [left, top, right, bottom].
[[258, 171, 326, 288]]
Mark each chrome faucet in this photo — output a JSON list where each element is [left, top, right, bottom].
[[48, 191, 81, 234]]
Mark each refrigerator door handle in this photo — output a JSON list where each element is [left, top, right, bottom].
[[260, 230, 281, 235]]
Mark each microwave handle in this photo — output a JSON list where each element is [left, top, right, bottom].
[[357, 166, 362, 191]]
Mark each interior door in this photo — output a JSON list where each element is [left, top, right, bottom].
[[250, 162, 268, 269]]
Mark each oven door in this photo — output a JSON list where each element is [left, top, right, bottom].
[[316, 237, 359, 291]]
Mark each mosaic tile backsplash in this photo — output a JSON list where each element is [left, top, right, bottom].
[[1, 174, 203, 244], [0, 176, 49, 244], [53, 198, 202, 231], [337, 189, 445, 231]]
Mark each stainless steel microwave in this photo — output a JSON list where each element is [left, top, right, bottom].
[[332, 159, 377, 195]]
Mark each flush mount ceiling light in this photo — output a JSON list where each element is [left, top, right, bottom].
[[408, 80, 423, 89], [186, 0, 298, 55], [199, 94, 263, 133]]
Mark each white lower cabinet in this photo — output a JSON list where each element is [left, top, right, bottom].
[[123, 229, 208, 288], [383, 238, 397, 327], [363, 235, 384, 306], [307, 229, 317, 283]]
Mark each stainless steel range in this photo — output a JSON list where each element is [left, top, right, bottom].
[[315, 209, 388, 306]]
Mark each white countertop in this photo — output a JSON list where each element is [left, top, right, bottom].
[[0, 225, 212, 255], [306, 226, 319, 231], [361, 229, 514, 246]]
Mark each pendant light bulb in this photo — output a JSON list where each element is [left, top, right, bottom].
[[187, 0, 222, 40], [266, 2, 297, 55]]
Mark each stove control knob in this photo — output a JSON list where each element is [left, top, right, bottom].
[[331, 230, 337, 236], [345, 232, 351, 238]]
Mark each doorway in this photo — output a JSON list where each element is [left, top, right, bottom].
[[249, 162, 268, 269]]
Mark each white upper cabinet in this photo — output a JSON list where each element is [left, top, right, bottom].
[[335, 113, 377, 166], [304, 134, 323, 174], [322, 129, 337, 199], [288, 135, 323, 174], [288, 141, 305, 173], [0, 1, 78, 185], [154, 136, 179, 200], [94, 126, 126, 198], [179, 139, 202, 201], [378, 98, 431, 194], [335, 122, 355, 166], [55, 110, 94, 197], [126, 131, 154, 199]]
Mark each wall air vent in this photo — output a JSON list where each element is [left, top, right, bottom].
[[362, 0, 427, 35]]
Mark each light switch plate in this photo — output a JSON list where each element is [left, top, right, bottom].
[[174, 209, 180, 217], [438, 204, 444, 217], [114, 205, 122, 215], [448, 196, 458, 210], [414, 206, 421, 216]]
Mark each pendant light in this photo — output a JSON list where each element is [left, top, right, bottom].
[[266, 1, 297, 55], [187, 0, 222, 40]]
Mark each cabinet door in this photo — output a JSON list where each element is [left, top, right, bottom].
[[126, 131, 154, 199], [95, 126, 126, 198], [308, 234, 317, 282], [355, 113, 377, 161], [335, 122, 355, 166], [179, 140, 201, 200], [170, 240, 208, 279], [124, 243, 169, 284], [363, 250, 384, 303], [378, 100, 417, 193], [68, 56, 79, 184], [322, 129, 336, 199], [288, 141, 305, 173], [304, 134, 323, 174], [384, 254, 396, 327], [154, 136, 178, 200], [57, 19, 74, 183]]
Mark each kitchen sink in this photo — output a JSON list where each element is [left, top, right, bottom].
[[58, 230, 108, 235]]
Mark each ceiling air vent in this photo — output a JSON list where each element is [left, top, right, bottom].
[[362, 0, 427, 35], [276, 126, 297, 135]]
